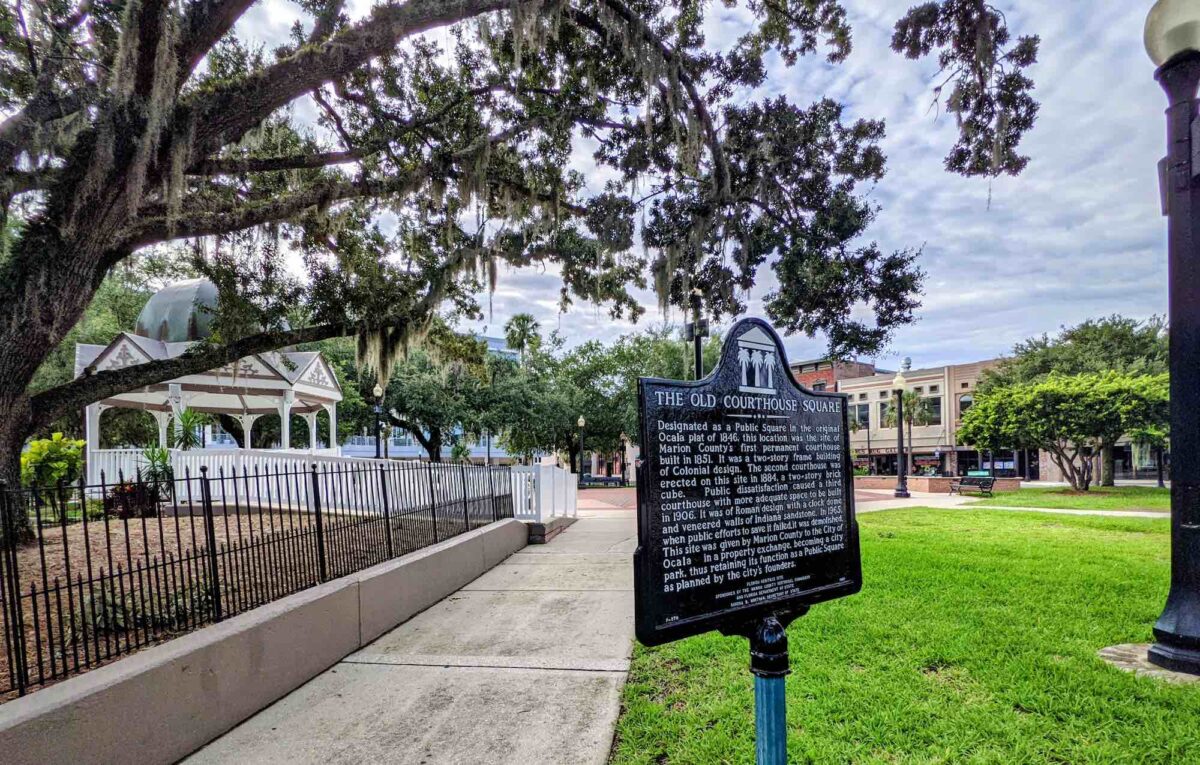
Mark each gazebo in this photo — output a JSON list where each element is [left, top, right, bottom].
[[75, 279, 342, 481]]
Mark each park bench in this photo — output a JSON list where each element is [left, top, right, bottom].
[[582, 474, 625, 487], [949, 476, 995, 497]]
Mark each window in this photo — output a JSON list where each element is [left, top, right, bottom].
[[879, 391, 889, 399], [923, 396, 943, 426], [913, 386, 923, 394], [929, 384, 939, 393], [879, 401, 892, 424], [812, 382, 827, 392], [852, 403, 870, 429], [962, 382, 970, 389], [858, 393, 867, 401], [959, 394, 974, 416]]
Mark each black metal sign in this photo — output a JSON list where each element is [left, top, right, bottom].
[[634, 318, 861, 646]]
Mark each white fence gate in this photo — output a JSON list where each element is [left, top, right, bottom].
[[511, 464, 578, 522]]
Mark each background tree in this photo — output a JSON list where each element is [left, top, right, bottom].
[[983, 315, 1169, 485], [0, 0, 1040, 495], [383, 326, 489, 462], [960, 373, 1168, 492], [610, 327, 723, 446], [503, 314, 541, 366]]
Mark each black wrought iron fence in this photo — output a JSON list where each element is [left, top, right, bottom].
[[0, 460, 514, 700]]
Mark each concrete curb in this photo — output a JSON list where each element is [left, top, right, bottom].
[[526, 515, 578, 544], [0, 519, 527, 765]]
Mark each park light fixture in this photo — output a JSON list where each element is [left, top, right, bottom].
[[1145, 0, 1200, 67], [1144, 0, 1200, 676], [372, 383, 384, 460]]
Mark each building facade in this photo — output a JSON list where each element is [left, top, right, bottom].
[[838, 359, 1041, 479]]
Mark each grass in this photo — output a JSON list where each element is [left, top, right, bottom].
[[969, 485, 1169, 512], [612, 509, 1200, 764]]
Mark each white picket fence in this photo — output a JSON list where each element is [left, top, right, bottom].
[[86, 448, 575, 521], [511, 464, 578, 522]]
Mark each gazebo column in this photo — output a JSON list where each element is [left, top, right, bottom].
[[167, 383, 185, 443], [324, 403, 338, 454], [278, 390, 295, 450], [84, 402, 104, 454], [304, 412, 319, 451], [237, 414, 261, 450], [84, 404, 108, 484], [152, 411, 171, 448]]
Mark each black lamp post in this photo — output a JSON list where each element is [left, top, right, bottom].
[[372, 383, 383, 461], [577, 415, 587, 477], [1146, 0, 1200, 675], [684, 287, 708, 380], [893, 368, 910, 499]]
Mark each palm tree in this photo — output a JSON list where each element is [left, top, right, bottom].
[[171, 408, 213, 451], [884, 391, 934, 474], [504, 314, 541, 366]]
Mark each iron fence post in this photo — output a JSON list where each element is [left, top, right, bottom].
[[426, 461, 439, 542], [379, 464, 394, 558], [489, 467, 498, 523], [310, 464, 328, 581], [0, 480, 28, 695], [459, 462, 470, 531], [199, 467, 223, 622]]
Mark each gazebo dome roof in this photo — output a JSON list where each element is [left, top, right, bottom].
[[134, 279, 218, 342]]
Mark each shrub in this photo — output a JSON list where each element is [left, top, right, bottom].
[[20, 433, 85, 489], [103, 481, 161, 519], [141, 446, 174, 498]]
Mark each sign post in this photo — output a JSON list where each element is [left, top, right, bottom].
[[634, 318, 862, 763]]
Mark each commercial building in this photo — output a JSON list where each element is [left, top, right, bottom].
[[837, 359, 1041, 479], [788, 358, 880, 392]]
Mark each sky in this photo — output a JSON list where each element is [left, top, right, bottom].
[[239, 1, 1169, 371]]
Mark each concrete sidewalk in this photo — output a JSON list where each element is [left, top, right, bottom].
[[186, 511, 637, 765]]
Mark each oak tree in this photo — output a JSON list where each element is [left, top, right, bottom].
[[0, 0, 1037, 493]]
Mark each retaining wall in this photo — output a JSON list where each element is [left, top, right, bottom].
[[0, 519, 528, 765]]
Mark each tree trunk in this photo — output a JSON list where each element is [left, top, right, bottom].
[[1100, 444, 1115, 487], [425, 431, 442, 463], [907, 419, 914, 474], [0, 394, 36, 543]]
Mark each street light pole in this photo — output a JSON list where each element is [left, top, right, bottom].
[[685, 288, 708, 380], [1146, 0, 1200, 675], [893, 368, 910, 499], [577, 415, 587, 478]]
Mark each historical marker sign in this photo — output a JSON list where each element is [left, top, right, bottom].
[[634, 318, 862, 646]]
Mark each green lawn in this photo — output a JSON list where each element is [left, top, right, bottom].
[[969, 485, 1169, 512], [612, 509, 1199, 764]]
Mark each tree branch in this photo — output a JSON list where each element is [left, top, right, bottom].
[[188, 149, 365, 175], [176, 0, 259, 87], [0, 90, 88, 171], [187, 0, 510, 162], [123, 171, 431, 249]]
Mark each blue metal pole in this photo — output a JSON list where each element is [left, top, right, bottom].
[[750, 616, 790, 765]]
